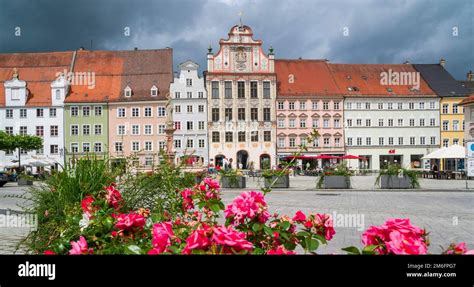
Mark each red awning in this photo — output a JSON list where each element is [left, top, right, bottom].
[[340, 155, 367, 160], [315, 155, 340, 159]]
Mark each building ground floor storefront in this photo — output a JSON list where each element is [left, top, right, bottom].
[[345, 147, 438, 170], [209, 144, 275, 170], [276, 153, 345, 170]]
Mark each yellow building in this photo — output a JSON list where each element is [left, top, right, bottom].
[[414, 62, 472, 148], [440, 97, 466, 147]]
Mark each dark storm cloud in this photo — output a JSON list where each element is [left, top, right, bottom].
[[0, 0, 472, 79]]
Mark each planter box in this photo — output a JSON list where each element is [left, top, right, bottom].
[[18, 178, 33, 186], [220, 176, 246, 188], [323, 176, 351, 189], [264, 175, 290, 188], [380, 175, 412, 189]]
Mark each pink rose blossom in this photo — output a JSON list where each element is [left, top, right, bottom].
[[44, 250, 56, 255], [211, 225, 253, 253], [445, 242, 474, 255], [182, 224, 213, 254], [203, 178, 220, 190], [292, 211, 306, 223], [149, 222, 174, 255], [105, 184, 122, 210], [80, 195, 96, 218], [181, 188, 194, 210], [113, 212, 146, 232], [267, 246, 296, 255], [69, 236, 93, 255], [304, 213, 335, 241], [224, 191, 271, 225], [362, 218, 428, 255]]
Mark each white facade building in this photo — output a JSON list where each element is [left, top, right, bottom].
[[206, 24, 277, 170], [344, 98, 440, 170], [0, 71, 68, 172], [170, 61, 209, 166]]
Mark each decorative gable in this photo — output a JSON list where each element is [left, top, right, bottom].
[[4, 68, 28, 107], [51, 72, 69, 106]]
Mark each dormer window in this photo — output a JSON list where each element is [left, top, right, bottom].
[[151, 85, 158, 97], [11, 88, 20, 100], [55, 89, 61, 100], [186, 79, 193, 87], [124, 86, 132, 97]]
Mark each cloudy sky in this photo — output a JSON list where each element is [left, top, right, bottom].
[[0, 0, 472, 79]]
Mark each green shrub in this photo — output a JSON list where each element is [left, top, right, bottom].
[[18, 156, 116, 253], [119, 160, 195, 217]]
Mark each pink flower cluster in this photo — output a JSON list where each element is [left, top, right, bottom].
[[362, 218, 428, 255], [182, 224, 253, 254], [80, 195, 96, 218], [194, 178, 221, 200], [148, 222, 176, 255], [69, 236, 93, 255], [181, 188, 194, 211], [224, 191, 271, 225], [301, 212, 335, 241], [444, 242, 474, 255], [267, 246, 296, 255], [105, 184, 122, 210], [113, 212, 146, 232]]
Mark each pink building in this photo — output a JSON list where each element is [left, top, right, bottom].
[[108, 49, 173, 171], [275, 60, 344, 167]]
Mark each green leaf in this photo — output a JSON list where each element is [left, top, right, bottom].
[[314, 234, 327, 244], [210, 203, 221, 213], [252, 248, 265, 255], [126, 245, 142, 255], [263, 226, 273, 236], [252, 223, 263, 232], [342, 246, 361, 255], [168, 246, 180, 254], [296, 231, 310, 237], [362, 245, 378, 255], [279, 221, 291, 230], [305, 237, 318, 251], [280, 232, 290, 241]]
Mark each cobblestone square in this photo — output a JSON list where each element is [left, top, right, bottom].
[[1, 177, 473, 254]]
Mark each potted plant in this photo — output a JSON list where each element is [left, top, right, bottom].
[[317, 163, 352, 189], [18, 174, 35, 186], [262, 169, 290, 188], [375, 164, 419, 189], [219, 169, 246, 188]]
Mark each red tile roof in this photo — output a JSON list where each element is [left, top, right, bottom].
[[0, 49, 173, 106], [275, 59, 341, 97], [460, 94, 474, 105], [67, 49, 173, 103], [0, 51, 74, 106], [328, 64, 436, 97]]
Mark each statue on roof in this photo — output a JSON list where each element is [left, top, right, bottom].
[[12, 68, 18, 80]]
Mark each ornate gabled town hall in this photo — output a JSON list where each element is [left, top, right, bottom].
[[0, 22, 472, 173]]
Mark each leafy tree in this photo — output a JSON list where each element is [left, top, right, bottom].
[[0, 131, 43, 172]]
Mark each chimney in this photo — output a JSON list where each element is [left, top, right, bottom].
[[403, 61, 410, 64], [134, 47, 138, 51], [79, 47, 85, 51], [439, 58, 446, 68], [467, 70, 474, 81]]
